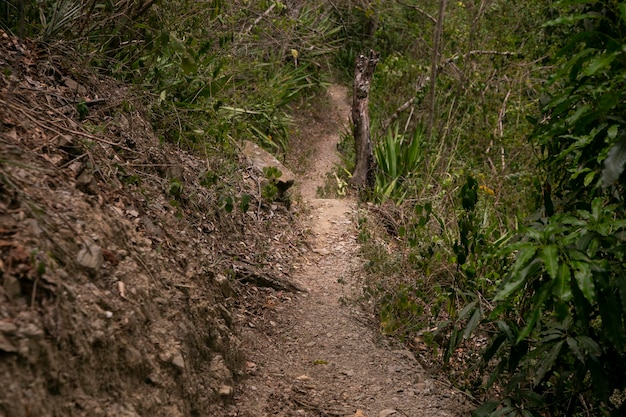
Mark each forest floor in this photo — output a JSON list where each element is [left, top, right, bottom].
[[230, 85, 474, 417]]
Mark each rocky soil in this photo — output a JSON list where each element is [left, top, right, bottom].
[[0, 30, 302, 417]]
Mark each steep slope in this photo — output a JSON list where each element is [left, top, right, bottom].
[[0, 30, 300, 417]]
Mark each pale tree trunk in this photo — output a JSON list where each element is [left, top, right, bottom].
[[351, 50, 380, 189], [426, 0, 448, 140]]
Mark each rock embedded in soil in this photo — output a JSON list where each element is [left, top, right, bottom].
[[76, 239, 104, 270], [242, 140, 296, 192]]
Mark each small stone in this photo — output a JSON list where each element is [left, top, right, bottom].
[[0, 334, 17, 352], [67, 161, 85, 177], [3, 275, 22, 299], [312, 248, 330, 256], [77, 169, 94, 185], [296, 374, 310, 381], [210, 354, 233, 381], [341, 369, 355, 377], [379, 410, 397, 417], [63, 77, 87, 95], [242, 140, 296, 192], [76, 240, 104, 270], [171, 353, 185, 370], [18, 324, 43, 338], [219, 385, 233, 397], [0, 321, 17, 334], [23, 218, 43, 236]]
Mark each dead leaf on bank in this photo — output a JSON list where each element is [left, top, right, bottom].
[[354, 410, 366, 417], [117, 281, 126, 299]]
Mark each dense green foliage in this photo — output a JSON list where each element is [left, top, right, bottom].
[[478, 2, 626, 415], [341, 1, 626, 416], [1, 0, 339, 154]]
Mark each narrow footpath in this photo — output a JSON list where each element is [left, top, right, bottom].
[[231, 85, 472, 417]]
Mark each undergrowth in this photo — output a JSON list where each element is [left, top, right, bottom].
[[340, 1, 626, 416]]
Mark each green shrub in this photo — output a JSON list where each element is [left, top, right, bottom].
[[374, 124, 424, 203], [476, 2, 626, 415]]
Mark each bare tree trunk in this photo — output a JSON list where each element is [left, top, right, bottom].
[[351, 50, 379, 189], [426, 0, 448, 140]]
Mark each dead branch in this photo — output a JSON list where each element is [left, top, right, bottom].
[[467, 50, 519, 57], [232, 261, 307, 293], [381, 75, 430, 134], [395, 0, 437, 24], [241, 3, 276, 38]]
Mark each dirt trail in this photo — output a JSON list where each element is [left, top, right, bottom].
[[231, 86, 471, 417]]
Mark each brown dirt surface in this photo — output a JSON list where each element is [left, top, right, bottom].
[[230, 85, 475, 417], [0, 31, 303, 417]]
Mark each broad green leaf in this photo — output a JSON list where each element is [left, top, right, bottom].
[[516, 305, 541, 344], [577, 335, 601, 356], [566, 103, 591, 125], [583, 52, 616, 77], [588, 357, 610, 400], [458, 300, 478, 319], [494, 275, 526, 302], [472, 401, 499, 417], [495, 246, 537, 301], [517, 286, 551, 344], [608, 124, 619, 140], [541, 245, 559, 280], [240, 194, 251, 213], [591, 198, 603, 222], [521, 390, 546, 408], [566, 336, 585, 363], [181, 53, 197, 75], [464, 306, 482, 340], [620, 3, 626, 23], [554, 262, 573, 302], [483, 334, 507, 363], [534, 340, 564, 387], [583, 170, 596, 187], [543, 12, 601, 27], [487, 406, 515, 417], [572, 261, 595, 303]]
